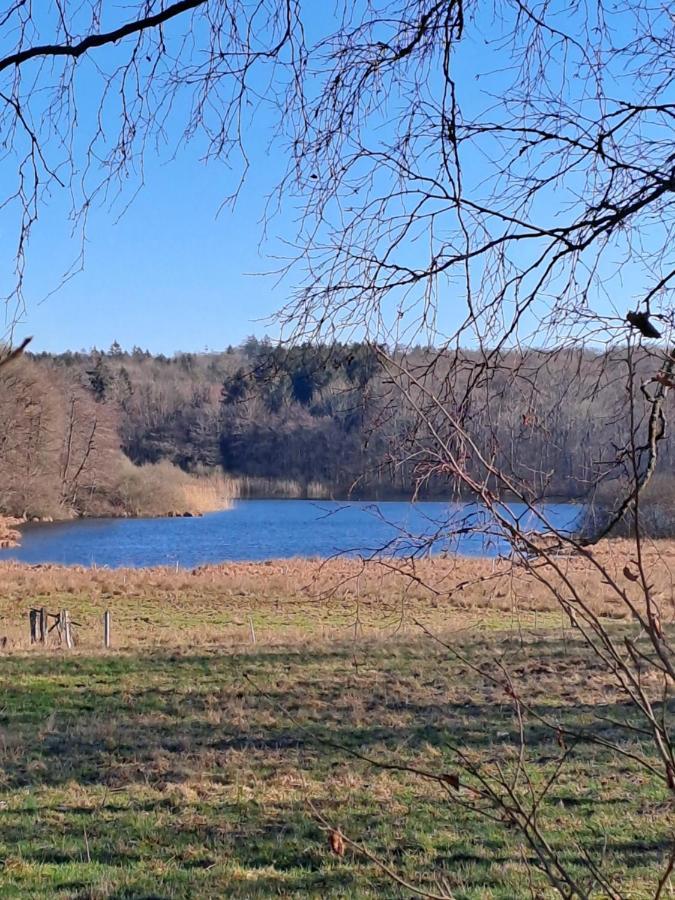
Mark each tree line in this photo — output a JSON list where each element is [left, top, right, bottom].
[[0, 338, 670, 520]]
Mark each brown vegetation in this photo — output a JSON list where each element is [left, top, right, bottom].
[[0, 540, 672, 652], [27, 341, 675, 518], [0, 356, 117, 519], [111, 459, 236, 517], [0, 356, 234, 522], [0, 517, 21, 548]]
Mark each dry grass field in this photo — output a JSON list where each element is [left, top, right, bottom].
[[0, 539, 673, 650], [0, 545, 672, 897]]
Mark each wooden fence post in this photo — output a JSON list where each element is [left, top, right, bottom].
[[39, 608, 47, 644], [61, 610, 73, 649], [29, 609, 38, 644], [103, 610, 111, 648]]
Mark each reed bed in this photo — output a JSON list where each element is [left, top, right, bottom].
[[0, 539, 672, 652], [230, 475, 332, 499], [179, 471, 238, 512]]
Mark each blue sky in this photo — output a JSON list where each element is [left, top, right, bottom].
[[2, 3, 307, 354], [2, 2, 666, 354], [13, 144, 289, 353], [6, 97, 296, 353], [1, 3, 495, 354]]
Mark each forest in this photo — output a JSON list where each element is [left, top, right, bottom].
[[0, 1, 674, 895], [1, 338, 672, 526]]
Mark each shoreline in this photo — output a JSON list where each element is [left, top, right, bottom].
[[6, 493, 585, 524], [0, 534, 672, 573]]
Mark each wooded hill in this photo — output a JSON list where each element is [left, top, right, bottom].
[[1, 339, 672, 521]]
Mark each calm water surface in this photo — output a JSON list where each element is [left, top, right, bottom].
[[0, 499, 581, 568]]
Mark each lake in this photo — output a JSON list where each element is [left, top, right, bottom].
[[0, 500, 581, 568]]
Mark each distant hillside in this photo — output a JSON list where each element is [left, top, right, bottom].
[[1, 339, 673, 524]]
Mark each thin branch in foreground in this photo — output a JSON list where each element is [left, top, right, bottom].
[[305, 794, 455, 900], [0, 1, 208, 73], [0, 335, 31, 370]]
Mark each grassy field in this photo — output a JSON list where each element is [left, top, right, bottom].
[[0, 552, 672, 898]]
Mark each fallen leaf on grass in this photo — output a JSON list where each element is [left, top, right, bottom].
[[329, 830, 345, 857], [556, 727, 567, 750]]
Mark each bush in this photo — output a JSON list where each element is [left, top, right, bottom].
[[108, 459, 236, 517], [581, 473, 675, 539]]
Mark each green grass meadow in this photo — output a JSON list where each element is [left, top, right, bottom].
[[0, 626, 671, 898]]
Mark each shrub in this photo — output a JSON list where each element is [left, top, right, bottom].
[[108, 459, 236, 517], [581, 473, 675, 539]]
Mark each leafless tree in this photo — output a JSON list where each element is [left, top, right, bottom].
[[0, 1, 673, 896], [269, 3, 675, 895]]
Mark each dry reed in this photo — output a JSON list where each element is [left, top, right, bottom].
[[0, 539, 672, 652]]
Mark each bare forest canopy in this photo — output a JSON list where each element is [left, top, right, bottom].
[[1, 338, 672, 527], [0, 1, 673, 534], [0, 0, 671, 548]]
